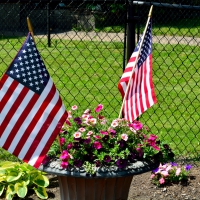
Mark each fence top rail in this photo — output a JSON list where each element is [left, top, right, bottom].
[[133, 1, 200, 10], [0, 0, 126, 3]]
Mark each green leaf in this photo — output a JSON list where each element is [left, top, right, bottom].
[[0, 169, 6, 175], [6, 184, 15, 200], [33, 186, 48, 199], [1, 162, 19, 169], [6, 170, 23, 182], [0, 176, 6, 182], [33, 174, 49, 187], [14, 181, 27, 198], [0, 184, 5, 196], [21, 174, 30, 186]]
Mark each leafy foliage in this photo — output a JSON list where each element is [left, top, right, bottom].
[[0, 161, 49, 200], [150, 162, 192, 186]]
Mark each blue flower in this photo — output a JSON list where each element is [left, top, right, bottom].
[[152, 168, 159, 173], [185, 164, 192, 171], [170, 162, 178, 167]]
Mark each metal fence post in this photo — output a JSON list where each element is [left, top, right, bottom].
[[47, 3, 51, 47], [127, 0, 135, 62]]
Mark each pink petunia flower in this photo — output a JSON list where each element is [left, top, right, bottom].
[[88, 118, 97, 125], [111, 120, 118, 127], [87, 131, 93, 136], [79, 127, 86, 132], [132, 121, 143, 130], [74, 131, 82, 138], [129, 127, 137, 133], [150, 174, 155, 179], [82, 113, 89, 120], [176, 168, 181, 176], [60, 137, 65, 145], [121, 133, 128, 141], [95, 104, 103, 112], [152, 145, 160, 151], [166, 165, 172, 171], [60, 150, 70, 160], [67, 111, 72, 118], [84, 109, 91, 114], [100, 130, 108, 135], [161, 171, 169, 177], [61, 161, 68, 169], [93, 141, 102, 149], [100, 119, 107, 125], [71, 105, 78, 110], [159, 177, 165, 184], [147, 134, 160, 150], [94, 135, 101, 139]]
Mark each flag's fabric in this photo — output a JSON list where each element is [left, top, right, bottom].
[[0, 33, 68, 168], [118, 18, 157, 122]]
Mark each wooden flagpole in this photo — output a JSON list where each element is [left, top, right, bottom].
[[118, 5, 153, 119], [27, 17, 35, 43], [26, 17, 63, 154]]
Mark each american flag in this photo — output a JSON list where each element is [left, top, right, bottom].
[[0, 33, 68, 168], [118, 18, 157, 122]]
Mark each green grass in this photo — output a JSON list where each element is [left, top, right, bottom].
[[0, 37, 199, 161]]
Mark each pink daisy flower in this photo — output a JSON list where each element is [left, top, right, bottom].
[[89, 118, 97, 125], [111, 120, 118, 127], [82, 114, 89, 120], [74, 131, 82, 138], [121, 133, 128, 141], [79, 127, 86, 132], [87, 131, 93, 136], [71, 105, 78, 110]]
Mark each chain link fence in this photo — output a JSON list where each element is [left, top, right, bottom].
[[0, 0, 199, 163]]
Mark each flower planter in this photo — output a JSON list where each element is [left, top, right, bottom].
[[39, 160, 158, 200]]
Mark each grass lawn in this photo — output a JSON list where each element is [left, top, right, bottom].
[[0, 36, 199, 160]]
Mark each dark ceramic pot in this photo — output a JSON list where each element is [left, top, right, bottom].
[[39, 160, 158, 200]]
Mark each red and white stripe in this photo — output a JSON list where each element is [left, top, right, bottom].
[[118, 52, 157, 122], [0, 74, 67, 168]]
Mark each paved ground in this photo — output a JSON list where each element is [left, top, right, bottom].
[[4, 30, 200, 45], [36, 31, 200, 46]]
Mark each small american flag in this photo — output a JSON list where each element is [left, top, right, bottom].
[[0, 33, 67, 168], [118, 18, 157, 122]]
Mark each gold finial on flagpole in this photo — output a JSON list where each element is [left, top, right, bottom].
[[148, 5, 153, 17], [27, 17, 35, 43]]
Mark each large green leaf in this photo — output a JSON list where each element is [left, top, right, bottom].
[[21, 174, 30, 186], [1, 162, 18, 169], [0, 184, 5, 196], [14, 181, 27, 198], [6, 170, 22, 182], [0, 169, 6, 175], [33, 174, 49, 187], [33, 186, 48, 199], [6, 184, 15, 200]]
